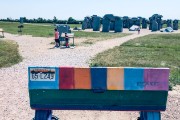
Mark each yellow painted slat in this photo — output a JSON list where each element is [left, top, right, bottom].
[[107, 68, 124, 90]]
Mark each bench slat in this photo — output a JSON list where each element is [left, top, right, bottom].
[[29, 90, 167, 111]]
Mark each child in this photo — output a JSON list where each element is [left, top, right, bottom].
[[54, 28, 59, 47], [65, 33, 69, 48]]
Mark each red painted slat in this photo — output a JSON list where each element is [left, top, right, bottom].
[[59, 67, 74, 89]]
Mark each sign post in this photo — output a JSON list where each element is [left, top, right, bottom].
[[18, 17, 24, 35]]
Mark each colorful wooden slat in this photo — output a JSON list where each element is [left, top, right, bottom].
[[124, 68, 144, 90], [91, 67, 107, 91], [74, 68, 91, 89], [59, 67, 74, 89], [107, 67, 124, 90], [144, 68, 169, 91], [28, 67, 59, 89]]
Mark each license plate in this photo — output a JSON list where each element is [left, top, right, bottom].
[[30, 68, 56, 81]]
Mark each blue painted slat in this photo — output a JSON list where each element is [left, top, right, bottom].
[[91, 67, 107, 91], [28, 67, 59, 89], [124, 68, 144, 90]]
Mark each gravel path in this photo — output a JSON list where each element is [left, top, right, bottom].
[[0, 30, 179, 120]]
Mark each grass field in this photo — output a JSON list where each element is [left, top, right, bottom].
[[0, 22, 131, 44], [0, 22, 81, 37], [90, 34, 180, 86], [0, 39, 22, 68], [26, 23, 82, 28], [74, 31, 131, 44], [0, 22, 54, 37]]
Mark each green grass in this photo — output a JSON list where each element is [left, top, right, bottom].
[[68, 24, 81, 28], [0, 22, 131, 44], [0, 22, 55, 37], [26, 23, 82, 28], [90, 34, 180, 86], [73, 31, 131, 44], [0, 22, 82, 37], [0, 39, 22, 68]]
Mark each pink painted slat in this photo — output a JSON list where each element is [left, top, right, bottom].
[[144, 68, 169, 91]]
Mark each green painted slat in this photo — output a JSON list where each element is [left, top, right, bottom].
[[29, 90, 167, 107]]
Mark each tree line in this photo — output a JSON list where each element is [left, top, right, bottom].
[[0, 16, 82, 24]]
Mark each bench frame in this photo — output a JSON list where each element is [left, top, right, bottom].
[[33, 110, 161, 120]]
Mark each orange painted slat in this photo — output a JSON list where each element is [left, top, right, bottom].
[[107, 68, 124, 90], [74, 68, 91, 89]]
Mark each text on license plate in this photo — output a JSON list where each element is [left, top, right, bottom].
[[30, 68, 56, 81]]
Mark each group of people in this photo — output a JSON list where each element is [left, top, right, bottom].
[[54, 28, 69, 48]]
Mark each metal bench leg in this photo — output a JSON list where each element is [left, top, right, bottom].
[[139, 111, 161, 120], [34, 110, 52, 120]]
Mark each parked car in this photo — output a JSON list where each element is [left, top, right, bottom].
[[160, 27, 174, 32], [129, 25, 140, 31]]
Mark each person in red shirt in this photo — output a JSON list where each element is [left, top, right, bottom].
[[54, 28, 59, 47], [65, 33, 69, 48]]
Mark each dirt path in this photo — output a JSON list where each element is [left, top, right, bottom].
[[0, 30, 179, 120]]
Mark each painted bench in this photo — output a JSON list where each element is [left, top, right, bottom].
[[28, 67, 169, 120]]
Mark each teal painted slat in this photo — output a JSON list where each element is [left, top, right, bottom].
[[29, 90, 168, 111]]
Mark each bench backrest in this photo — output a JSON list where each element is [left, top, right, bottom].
[[61, 33, 74, 37], [28, 67, 169, 111]]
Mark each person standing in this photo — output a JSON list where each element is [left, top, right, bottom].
[[65, 33, 69, 48], [138, 26, 141, 34], [54, 28, 59, 47]]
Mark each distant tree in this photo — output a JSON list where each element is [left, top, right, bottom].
[[7, 17, 12, 22], [24, 17, 27, 22], [68, 17, 76, 23], [53, 16, 58, 24]]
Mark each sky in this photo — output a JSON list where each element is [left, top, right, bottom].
[[0, 0, 179, 20]]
